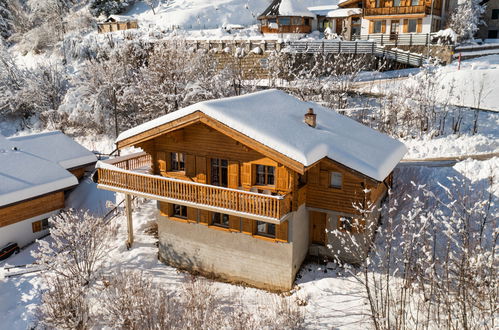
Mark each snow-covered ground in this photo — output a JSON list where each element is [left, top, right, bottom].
[[1, 155, 496, 329]]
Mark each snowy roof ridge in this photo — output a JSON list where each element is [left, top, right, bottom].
[[0, 131, 96, 207], [117, 90, 407, 181], [259, 0, 316, 18]]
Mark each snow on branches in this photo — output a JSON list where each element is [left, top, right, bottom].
[[447, 0, 486, 43]]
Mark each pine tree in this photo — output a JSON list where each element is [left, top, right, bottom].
[[447, 0, 486, 42], [89, 0, 134, 17]]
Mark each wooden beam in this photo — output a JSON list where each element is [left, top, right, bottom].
[[125, 194, 134, 248]]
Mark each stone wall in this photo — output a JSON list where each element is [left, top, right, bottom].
[[157, 204, 309, 291]]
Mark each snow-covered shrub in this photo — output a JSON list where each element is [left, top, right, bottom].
[[37, 275, 90, 330], [447, 0, 486, 43], [32, 210, 115, 286], [89, 0, 134, 17]]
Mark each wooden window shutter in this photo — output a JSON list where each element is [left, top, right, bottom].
[[276, 221, 288, 242], [229, 215, 241, 231], [159, 202, 173, 217], [319, 170, 330, 188], [417, 18, 422, 33], [185, 154, 196, 177], [157, 151, 167, 174], [228, 161, 239, 189], [381, 20, 387, 33], [275, 165, 289, 191], [32, 221, 41, 233], [402, 19, 408, 33], [241, 163, 252, 188], [241, 218, 254, 234], [307, 165, 320, 185], [199, 210, 210, 224], [195, 156, 207, 183], [187, 207, 197, 222], [369, 20, 374, 34]]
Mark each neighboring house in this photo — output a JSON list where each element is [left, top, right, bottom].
[[97, 15, 139, 34], [0, 132, 97, 249], [477, 0, 499, 40], [258, 0, 317, 38], [361, 0, 447, 37], [310, 0, 363, 40], [95, 90, 406, 291]]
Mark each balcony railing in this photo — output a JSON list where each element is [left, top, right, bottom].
[[96, 153, 292, 222], [363, 5, 440, 16]]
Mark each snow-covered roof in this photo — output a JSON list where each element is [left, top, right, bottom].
[[326, 8, 362, 18], [117, 90, 407, 181], [259, 0, 317, 18], [8, 131, 97, 169], [106, 15, 135, 23], [0, 132, 96, 207], [308, 5, 339, 16]]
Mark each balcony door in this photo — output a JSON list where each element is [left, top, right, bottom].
[[210, 158, 228, 187], [390, 20, 400, 40]]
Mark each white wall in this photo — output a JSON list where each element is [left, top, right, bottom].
[[0, 210, 59, 248]]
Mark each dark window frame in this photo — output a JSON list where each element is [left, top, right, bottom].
[[488, 29, 498, 39], [374, 20, 383, 33], [408, 19, 417, 33], [492, 9, 499, 19], [211, 158, 228, 187], [173, 204, 187, 219], [255, 165, 275, 186], [170, 152, 185, 172], [330, 171, 343, 189], [256, 221, 276, 238], [212, 213, 230, 228]]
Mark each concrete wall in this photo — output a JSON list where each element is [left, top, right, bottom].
[[0, 210, 58, 248], [157, 205, 309, 291]]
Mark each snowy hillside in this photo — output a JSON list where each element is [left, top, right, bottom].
[[123, 0, 334, 30]]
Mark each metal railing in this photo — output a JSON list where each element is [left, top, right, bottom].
[[353, 33, 442, 47]]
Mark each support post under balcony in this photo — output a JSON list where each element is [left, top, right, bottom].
[[125, 194, 134, 248]]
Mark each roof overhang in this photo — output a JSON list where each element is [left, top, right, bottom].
[[364, 14, 426, 19], [116, 111, 306, 174]]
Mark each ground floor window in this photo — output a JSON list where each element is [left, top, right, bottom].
[[488, 30, 498, 39], [32, 218, 49, 233], [173, 204, 187, 219], [256, 221, 276, 238], [374, 20, 383, 33], [408, 19, 417, 33], [212, 213, 230, 228]]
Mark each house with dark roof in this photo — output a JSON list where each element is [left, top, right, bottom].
[[95, 90, 406, 291]]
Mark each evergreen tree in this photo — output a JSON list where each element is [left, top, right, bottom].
[[89, 0, 134, 17]]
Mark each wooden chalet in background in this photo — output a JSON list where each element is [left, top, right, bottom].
[[0, 132, 96, 249], [97, 15, 139, 34], [96, 90, 406, 291], [258, 0, 316, 36]]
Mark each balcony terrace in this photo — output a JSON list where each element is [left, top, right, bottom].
[[364, 5, 440, 17], [96, 152, 292, 224]]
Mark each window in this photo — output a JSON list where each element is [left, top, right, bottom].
[[408, 19, 417, 33], [256, 221, 276, 238], [291, 17, 302, 25], [411, 0, 419, 5], [374, 20, 383, 33], [261, 19, 268, 25], [255, 165, 275, 186], [171, 152, 185, 171], [32, 218, 49, 233], [393, 0, 401, 7], [279, 17, 291, 25], [211, 158, 228, 187], [375, 0, 381, 8], [488, 30, 498, 38], [492, 9, 499, 19], [212, 213, 230, 228], [330, 172, 342, 189], [173, 204, 187, 218], [338, 216, 364, 233]]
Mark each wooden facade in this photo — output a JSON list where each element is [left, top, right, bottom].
[[97, 112, 391, 244], [260, 17, 313, 34], [0, 192, 65, 228], [363, 0, 441, 16], [97, 20, 139, 34]]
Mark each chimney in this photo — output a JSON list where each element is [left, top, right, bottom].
[[304, 108, 316, 128]]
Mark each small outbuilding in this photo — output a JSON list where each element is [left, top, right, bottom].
[[97, 15, 139, 34], [0, 132, 97, 249], [258, 0, 316, 37]]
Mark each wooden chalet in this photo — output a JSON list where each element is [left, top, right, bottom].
[[95, 90, 406, 291], [310, 1, 363, 40], [0, 132, 97, 249], [97, 15, 139, 34], [361, 0, 444, 37], [258, 0, 316, 36]]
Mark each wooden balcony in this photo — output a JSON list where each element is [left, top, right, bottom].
[[96, 153, 292, 223], [364, 5, 437, 16], [261, 25, 312, 34]]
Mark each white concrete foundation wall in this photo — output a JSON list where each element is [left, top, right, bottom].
[[157, 206, 309, 291], [0, 210, 59, 248]]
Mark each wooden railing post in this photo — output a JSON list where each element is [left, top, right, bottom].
[[125, 194, 133, 248]]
